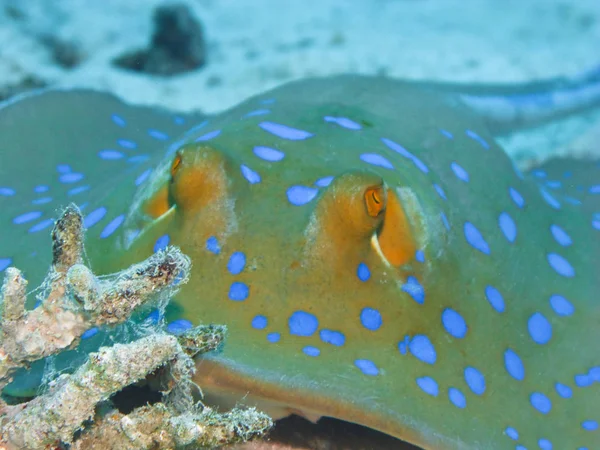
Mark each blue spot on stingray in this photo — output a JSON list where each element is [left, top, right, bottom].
[[260, 98, 275, 105], [206, 236, 220, 254], [184, 120, 208, 136], [498, 212, 517, 243], [440, 129, 453, 139], [464, 222, 490, 254], [398, 335, 409, 354], [433, 184, 446, 200], [324, 116, 362, 130], [441, 308, 467, 338], [56, 164, 72, 173], [465, 129, 489, 149], [528, 312, 552, 345], [504, 349, 525, 381], [451, 162, 469, 182], [0, 258, 12, 272], [148, 129, 169, 140], [81, 327, 99, 340], [440, 212, 450, 230], [253, 146, 285, 161], [227, 252, 246, 275], [84, 207, 107, 228], [355, 359, 379, 376], [259, 121, 313, 140], [98, 150, 124, 160], [267, 332, 280, 343], [550, 224, 571, 246], [117, 138, 137, 149], [195, 129, 221, 142], [582, 420, 598, 430], [289, 311, 318, 336], [575, 373, 593, 387], [13, 211, 43, 225], [129, 155, 150, 163], [241, 165, 261, 184], [357, 262, 370, 281], [360, 153, 394, 170], [540, 188, 560, 209], [589, 185, 600, 194], [100, 214, 125, 239], [545, 180, 561, 189], [509, 187, 525, 208], [530, 392, 552, 414], [549, 294, 574, 316], [252, 315, 268, 330], [32, 197, 52, 205], [448, 387, 466, 409], [402, 276, 425, 304], [360, 308, 382, 331], [380, 138, 429, 173], [555, 382, 572, 398], [319, 329, 345, 346], [0, 187, 16, 196], [228, 282, 249, 301], [154, 234, 170, 252], [34, 185, 49, 193], [59, 173, 84, 184], [67, 185, 90, 196], [245, 109, 270, 118], [167, 319, 192, 335], [287, 186, 319, 205], [111, 114, 126, 127], [415, 250, 425, 263], [505, 427, 519, 440], [381, 137, 429, 173], [135, 168, 153, 186], [547, 253, 574, 277], [410, 156, 429, 174], [464, 367, 486, 395], [303, 346, 320, 357], [409, 335, 437, 365], [29, 218, 54, 233], [416, 376, 438, 396], [315, 176, 334, 187]]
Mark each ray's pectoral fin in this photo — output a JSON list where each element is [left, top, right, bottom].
[[302, 171, 424, 270]]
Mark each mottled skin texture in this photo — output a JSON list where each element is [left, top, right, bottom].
[[0, 77, 599, 450]]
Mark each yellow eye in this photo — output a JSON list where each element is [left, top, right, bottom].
[[365, 185, 386, 217], [170, 153, 182, 179]]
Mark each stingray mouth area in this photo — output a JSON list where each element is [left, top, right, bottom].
[[193, 356, 431, 449]]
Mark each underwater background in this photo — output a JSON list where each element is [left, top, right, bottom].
[[1, 0, 600, 165], [0, 1, 599, 449]]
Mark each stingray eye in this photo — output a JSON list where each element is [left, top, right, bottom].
[[170, 152, 182, 180], [365, 185, 386, 217]]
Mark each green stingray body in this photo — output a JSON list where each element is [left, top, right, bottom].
[[0, 76, 599, 449]]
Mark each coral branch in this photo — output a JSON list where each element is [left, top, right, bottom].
[[0, 204, 273, 448], [75, 404, 273, 450], [0, 204, 190, 392]]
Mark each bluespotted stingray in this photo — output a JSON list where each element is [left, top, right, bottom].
[[1, 70, 599, 450]]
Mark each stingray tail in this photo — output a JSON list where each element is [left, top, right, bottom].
[[426, 63, 600, 134]]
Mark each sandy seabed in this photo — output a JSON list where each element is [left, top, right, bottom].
[[1, 0, 599, 114]]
